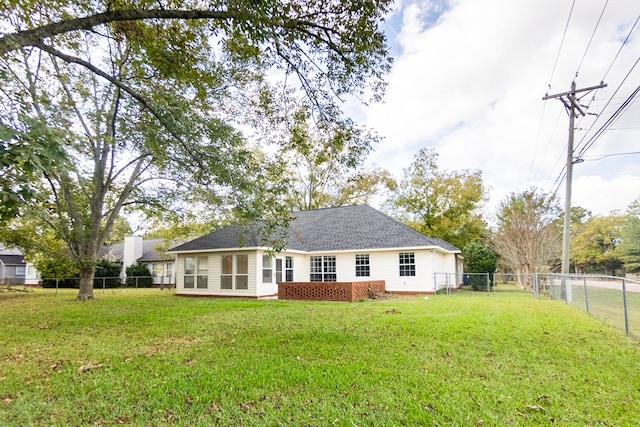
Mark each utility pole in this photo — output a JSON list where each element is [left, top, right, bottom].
[[543, 81, 606, 302]]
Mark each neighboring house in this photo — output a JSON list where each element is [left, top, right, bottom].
[[169, 205, 463, 298], [106, 237, 185, 285], [0, 245, 39, 286]]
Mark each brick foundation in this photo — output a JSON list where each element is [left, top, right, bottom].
[[278, 280, 385, 302]]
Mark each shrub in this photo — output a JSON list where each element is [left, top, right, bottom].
[[125, 263, 153, 288], [462, 241, 498, 291], [93, 259, 122, 288]]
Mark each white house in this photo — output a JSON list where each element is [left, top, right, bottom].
[[108, 237, 185, 286], [169, 205, 463, 298], [0, 245, 39, 286]]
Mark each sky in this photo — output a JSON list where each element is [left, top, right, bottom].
[[353, 0, 640, 220]]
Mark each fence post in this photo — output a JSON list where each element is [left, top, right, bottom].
[[486, 273, 490, 296], [56, 278, 59, 295], [102, 277, 106, 291], [550, 275, 555, 300], [622, 279, 629, 337], [534, 273, 539, 298], [583, 276, 589, 314]]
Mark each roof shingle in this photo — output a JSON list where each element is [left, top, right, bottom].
[[169, 205, 460, 253]]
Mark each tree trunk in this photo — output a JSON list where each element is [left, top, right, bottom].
[[76, 263, 96, 300]]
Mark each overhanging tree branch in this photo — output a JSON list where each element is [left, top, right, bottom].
[[0, 9, 236, 55], [32, 41, 204, 166]]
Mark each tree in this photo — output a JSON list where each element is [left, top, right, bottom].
[[571, 213, 624, 275], [619, 198, 640, 273], [491, 188, 561, 289], [280, 109, 395, 210], [1, 1, 392, 300], [462, 241, 498, 291], [389, 148, 487, 249]]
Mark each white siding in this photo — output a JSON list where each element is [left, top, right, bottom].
[[175, 248, 459, 296], [256, 251, 278, 297], [176, 251, 258, 297], [291, 249, 457, 293]]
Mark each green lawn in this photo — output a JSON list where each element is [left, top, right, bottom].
[[1, 286, 639, 426]]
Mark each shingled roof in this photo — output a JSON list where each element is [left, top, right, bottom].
[[169, 205, 460, 253]]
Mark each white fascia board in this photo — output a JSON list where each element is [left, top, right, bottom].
[[305, 246, 461, 255], [169, 246, 461, 255], [168, 247, 263, 254]]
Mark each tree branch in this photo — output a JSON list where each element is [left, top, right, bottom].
[[0, 9, 238, 55], [32, 41, 204, 167]]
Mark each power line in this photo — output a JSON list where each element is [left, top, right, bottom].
[[576, 82, 640, 159], [529, 109, 564, 183], [579, 150, 640, 161], [547, 0, 576, 92], [574, 12, 638, 133], [575, 56, 640, 158], [575, 0, 609, 78], [601, 13, 640, 82]]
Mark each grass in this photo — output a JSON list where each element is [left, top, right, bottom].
[[1, 286, 639, 426]]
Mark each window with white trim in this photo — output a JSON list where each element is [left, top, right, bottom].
[[310, 255, 336, 282], [399, 252, 416, 277], [221, 254, 249, 290], [262, 255, 273, 283], [285, 256, 294, 282], [16, 265, 25, 276], [184, 256, 208, 289], [355, 254, 370, 277]]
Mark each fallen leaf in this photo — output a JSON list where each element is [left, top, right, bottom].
[[526, 404, 545, 411], [240, 400, 255, 411], [78, 363, 103, 374]]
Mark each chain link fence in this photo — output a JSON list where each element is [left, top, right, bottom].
[[433, 272, 495, 295], [40, 276, 163, 293], [547, 274, 640, 340]]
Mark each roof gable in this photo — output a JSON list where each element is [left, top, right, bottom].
[[170, 205, 460, 253]]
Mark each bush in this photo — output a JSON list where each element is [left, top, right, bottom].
[[462, 241, 498, 291], [93, 259, 122, 288], [125, 264, 153, 288]]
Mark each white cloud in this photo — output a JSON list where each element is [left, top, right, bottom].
[[362, 0, 640, 216]]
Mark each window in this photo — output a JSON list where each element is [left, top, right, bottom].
[[196, 256, 208, 289], [310, 256, 323, 281], [184, 257, 195, 288], [184, 256, 208, 289], [221, 254, 249, 290], [236, 254, 248, 289], [285, 256, 294, 282], [151, 263, 163, 277], [262, 255, 273, 283], [165, 262, 173, 278], [355, 254, 370, 277], [221, 255, 233, 289], [399, 252, 416, 277], [16, 265, 25, 276], [310, 255, 336, 282]]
